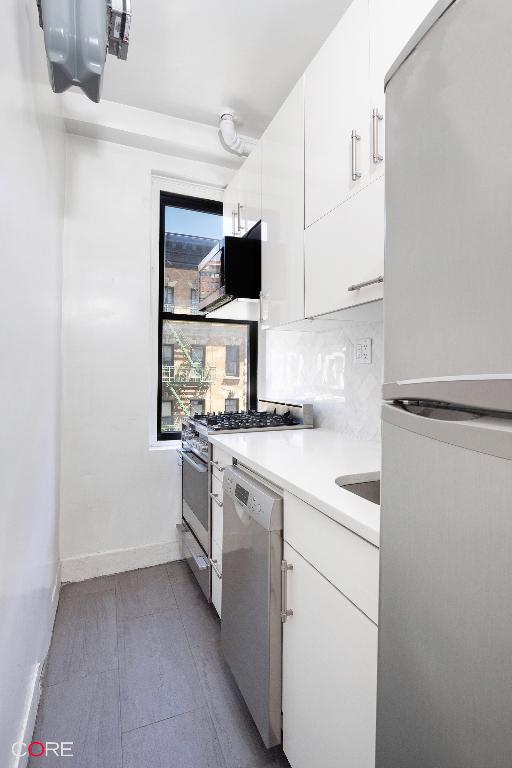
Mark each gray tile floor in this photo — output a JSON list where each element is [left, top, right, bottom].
[[31, 561, 290, 768]]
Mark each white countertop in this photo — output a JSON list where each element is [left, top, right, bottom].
[[209, 428, 381, 546]]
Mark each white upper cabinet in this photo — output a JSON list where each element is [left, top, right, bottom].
[[261, 78, 305, 329], [369, 0, 437, 180], [305, 0, 370, 228], [223, 144, 262, 237], [223, 175, 240, 237], [305, 176, 384, 317], [236, 142, 262, 235]]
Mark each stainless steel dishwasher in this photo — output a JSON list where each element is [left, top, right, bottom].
[[221, 465, 284, 749]]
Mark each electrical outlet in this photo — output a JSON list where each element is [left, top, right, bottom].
[[354, 338, 372, 364]]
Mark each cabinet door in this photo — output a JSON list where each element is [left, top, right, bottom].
[[223, 176, 240, 237], [282, 542, 377, 768], [236, 143, 262, 236], [261, 78, 305, 329], [305, 0, 370, 228], [368, 0, 437, 181], [304, 176, 384, 317]]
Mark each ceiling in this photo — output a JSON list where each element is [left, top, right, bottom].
[[101, 0, 352, 139]]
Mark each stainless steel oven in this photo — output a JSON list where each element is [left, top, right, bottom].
[[181, 449, 209, 550]]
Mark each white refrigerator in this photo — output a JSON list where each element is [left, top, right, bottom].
[[377, 1, 512, 766]]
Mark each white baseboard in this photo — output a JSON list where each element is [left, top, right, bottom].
[[13, 565, 61, 768], [61, 540, 182, 583]]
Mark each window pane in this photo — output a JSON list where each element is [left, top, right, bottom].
[[163, 207, 223, 316], [161, 319, 249, 434], [225, 398, 239, 413]]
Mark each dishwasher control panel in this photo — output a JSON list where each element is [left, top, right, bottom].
[[224, 466, 283, 531]]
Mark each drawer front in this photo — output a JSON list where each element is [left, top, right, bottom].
[[211, 473, 224, 547], [211, 538, 222, 617], [284, 491, 379, 623], [211, 445, 233, 481]]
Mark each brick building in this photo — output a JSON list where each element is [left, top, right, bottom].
[[161, 233, 249, 432]]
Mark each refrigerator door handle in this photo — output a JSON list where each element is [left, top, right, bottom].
[[382, 403, 512, 461]]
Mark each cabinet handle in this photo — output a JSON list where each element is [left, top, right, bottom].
[[348, 275, 384, 292], [210, 460, 225, 472], [210, 558, 222, 580], [372, 108, 383, 163], [209, 492, 223, 507], [237, 202, 244, 234], [281, 560, 293, 623], [351, 129, 362, 181], [259, 291, 269, 324], [232, 209, 237, 236]]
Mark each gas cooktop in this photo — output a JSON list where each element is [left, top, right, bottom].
[[195, 410, 299, 431], [188, 401, 314, 436]]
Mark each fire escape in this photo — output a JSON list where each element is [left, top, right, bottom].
[[161, 326, 215, 424]]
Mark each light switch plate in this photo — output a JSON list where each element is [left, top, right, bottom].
[[354, 338, 372, 364]]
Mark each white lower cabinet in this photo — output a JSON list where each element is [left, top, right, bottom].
[[282, 540, 378, 768], [210, 444, 230, 618], [210, 537, 222, 617]]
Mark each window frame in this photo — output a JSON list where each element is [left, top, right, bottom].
[[157, 191, 258, 441]]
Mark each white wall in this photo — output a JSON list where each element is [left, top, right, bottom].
[[60, 136, 232, 581], [0, 1, 66, 763], [263, 303, 383, 442]]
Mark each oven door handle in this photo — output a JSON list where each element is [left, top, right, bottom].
[[180, 451, 208, 473]]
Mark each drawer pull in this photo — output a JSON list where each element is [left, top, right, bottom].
[[209, 492, 223, 508], [210, 460, 225, 472]]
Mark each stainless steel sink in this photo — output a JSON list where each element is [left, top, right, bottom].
[[336, 472, 380, 505]]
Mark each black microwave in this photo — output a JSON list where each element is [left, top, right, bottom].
[[198, 222, 261, 313]]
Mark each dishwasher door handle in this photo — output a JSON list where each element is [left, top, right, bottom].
[[281, 560, 293, 622]]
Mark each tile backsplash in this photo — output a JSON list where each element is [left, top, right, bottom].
[[261, 303, 383, 442]]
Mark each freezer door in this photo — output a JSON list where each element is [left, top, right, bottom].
[[377, 403, 512, 767], [383, 0, 512, 411]]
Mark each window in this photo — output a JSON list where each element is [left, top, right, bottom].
[[225, 345, 240, 377], [190, 398, 205, 416], [158, 191, 258, 440], [162, 344, 174, 364], [161, 401, 174, 431], [190, 345, 206, 366], [163, 286, 175, 312], [190, 288, 199, 314]]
